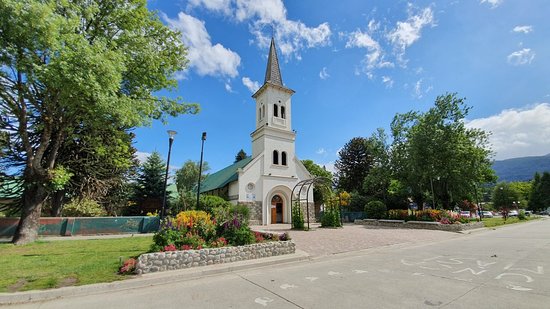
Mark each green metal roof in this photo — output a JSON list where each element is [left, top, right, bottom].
[[0, 179, 22, 199], [199, 157, 252, 193]]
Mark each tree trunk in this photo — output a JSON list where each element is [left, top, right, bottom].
[[50, 190, 66, 217], [12, 182, 48, 245]]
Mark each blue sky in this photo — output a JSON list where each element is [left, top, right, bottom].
[[135, 0, 550, 173]]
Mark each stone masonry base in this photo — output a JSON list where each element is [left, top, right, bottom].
[[135, 240, 295, 274], [354, 219, 484, 232]]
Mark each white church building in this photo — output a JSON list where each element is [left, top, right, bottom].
[[199, 38, 314, 225]]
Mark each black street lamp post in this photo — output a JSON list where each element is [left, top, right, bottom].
[[161, 130, 177, 220], [196, 132, 207, 209]]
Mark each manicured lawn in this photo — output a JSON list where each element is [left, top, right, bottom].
[[0, 236, 152, 292], [482, 216, 539, 228]]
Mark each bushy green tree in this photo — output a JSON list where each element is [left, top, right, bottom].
[[492, 182, 519, 210], [335, 137, 375, 193], [528, 172, 550, 212], [390, 93, 495, 209], [301, 159, 333, 205], [1, 0, 199, 244]]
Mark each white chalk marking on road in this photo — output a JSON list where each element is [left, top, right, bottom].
[[255, 297, 274, 306], [452, 268, 487, 275], [412, 273, 424, 276], [503, 263, 514, 270], [509, 266, 544, 275], [476, 261, 497, 268], [453, 277, 473, 282], [506, 284, 532, 291], [440, 264, 453, 269], [328, 271, 342, 276], [495, 273, 534, 283], [280, 284, 298, 290], [436, 258, 464, 265], [305, 277, 319, 282], [353, 270, 368, 274], [419, 266, 441, 270]]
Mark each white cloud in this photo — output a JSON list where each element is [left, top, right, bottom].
[[319, 67, 330, 80], [136, 151, 151, 163], [187, 0, 232, 15], [382, 76, 394, 88], [414, 79, 423, 98], [225, 82, 234, 93], [387, 6, 434, 63], [242, 76, 260, 93], [507, 48, 535, 65], [319, 161, 336, 174], [512, 25, 533, 34], [466, 103, 550, 160], [316, 148, 327, 155], [345, 29, 393, 77], [480, 0, 503, 8], [163, 12, 241, 77], [191, 0, 331, 60]]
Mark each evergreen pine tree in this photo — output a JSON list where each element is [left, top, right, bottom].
[[135, 152, 166, 202], [234, 149, 248, 163]]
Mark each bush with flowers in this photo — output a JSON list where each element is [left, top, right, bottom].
[[151, 206, 276, 252], [386, 209, 468, 224]]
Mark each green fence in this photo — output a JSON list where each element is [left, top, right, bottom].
[[0, 216, 160, 237]]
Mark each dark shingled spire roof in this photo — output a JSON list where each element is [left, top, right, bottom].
[[264, 37, 283, 86]]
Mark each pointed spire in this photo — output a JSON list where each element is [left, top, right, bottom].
[[264, 37, 283, 86]]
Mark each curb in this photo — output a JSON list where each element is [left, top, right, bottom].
[[0, 250, 310, 305]]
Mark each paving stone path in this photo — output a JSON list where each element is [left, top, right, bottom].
[[251, 223, 461, 257]]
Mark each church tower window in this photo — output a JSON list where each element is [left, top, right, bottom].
[[281, 106, 286, 119], [281, 152, 287, 166], [273, 150, 279, 165], [274, 104, 279, 117]]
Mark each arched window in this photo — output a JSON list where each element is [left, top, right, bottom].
[[274, 104, 279, 117], [281, 152, 287, 166], [273, 150, 279, 165], [262, 105, 265, 118], [258, 108, 261, 121], [281, 106, 286, 119]]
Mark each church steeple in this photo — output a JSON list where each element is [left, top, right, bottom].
[[264, 38, 283, 86]]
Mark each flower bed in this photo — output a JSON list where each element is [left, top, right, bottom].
[[354, 218, 484, 232], [387, 209, 470, 224], [121, 208, 294, 274]]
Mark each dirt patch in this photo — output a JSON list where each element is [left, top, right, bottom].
[[56, 277, 78, 288], [7, 279, 27, 292]]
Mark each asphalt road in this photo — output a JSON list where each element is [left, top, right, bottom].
[[7, 220, 550, 309]]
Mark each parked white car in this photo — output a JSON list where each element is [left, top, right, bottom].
[[508, 210, 519, 217], [481, 211, 493, 218]]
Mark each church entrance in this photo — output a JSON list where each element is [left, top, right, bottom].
[[271, 195, 284, 224]]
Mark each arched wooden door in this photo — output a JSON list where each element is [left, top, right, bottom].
[[271, 195, 284, 224]]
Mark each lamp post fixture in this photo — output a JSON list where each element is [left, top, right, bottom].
[[161, 130, 177, 220], [196, 132, 207, 209]]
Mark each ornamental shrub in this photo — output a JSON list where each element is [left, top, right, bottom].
[[364, 200, 387, 219], [198, 195, 232, 213], [518, 210, 526, 220], [321, 205, 341, 227], [62, 197, 107, 217]]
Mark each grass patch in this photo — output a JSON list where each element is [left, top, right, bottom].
[[0, 236, 152, 292], [482, 216, 539, 228]]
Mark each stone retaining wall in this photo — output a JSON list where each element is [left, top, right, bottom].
[[135, 241, 295, 274], [354, 219, 484, 232]]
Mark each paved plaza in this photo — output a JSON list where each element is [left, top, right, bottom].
[[252, 223, 462, 257]]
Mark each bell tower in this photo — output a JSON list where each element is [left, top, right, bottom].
[[251, 38, 296, 161]]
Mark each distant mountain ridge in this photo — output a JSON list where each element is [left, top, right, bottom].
[[492, 154, 550, 182]]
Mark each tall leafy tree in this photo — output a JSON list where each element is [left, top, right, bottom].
[[174, 160, 210, 211], [302, 159, 333, 204], [492, 182, 519, 210], [234, 149, 248, 163], [335, 137, 374, 193], [0, 0, 199, 244], [528, 172, 550, 212], [175, 160, 210, 194], [390, 93, 495, 209]]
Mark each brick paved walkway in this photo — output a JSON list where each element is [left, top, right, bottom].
[[251, 223, 461, 257]]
